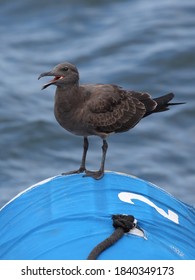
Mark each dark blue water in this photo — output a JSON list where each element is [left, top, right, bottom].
[[0, 0, 195, 207]]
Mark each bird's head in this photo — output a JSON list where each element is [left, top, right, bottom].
[[38, 62, 79, 89]]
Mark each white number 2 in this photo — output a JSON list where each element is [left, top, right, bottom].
[[118, 192, 179, 224]]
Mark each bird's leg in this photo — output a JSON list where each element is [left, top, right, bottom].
[[99, 139, 108, 174], [62, 137, 88, 176], [84, 139, 108, 180], [79, 136, 88, 172]]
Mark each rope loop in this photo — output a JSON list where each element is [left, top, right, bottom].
[[112, 214, 135, 232], [87, 214, 135, 260]]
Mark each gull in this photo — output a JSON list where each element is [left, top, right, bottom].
[[38, 62, 184, 179]]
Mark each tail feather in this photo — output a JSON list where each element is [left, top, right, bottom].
[[144, 93, 185, 117], [153, 92, 174, 105]]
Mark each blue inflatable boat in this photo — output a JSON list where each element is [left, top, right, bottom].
[[0, 172, 194, 260]]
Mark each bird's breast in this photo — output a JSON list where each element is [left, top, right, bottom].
[[54, 102, 92, 136]]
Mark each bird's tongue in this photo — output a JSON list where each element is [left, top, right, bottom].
[[42, 76, 61, 90]]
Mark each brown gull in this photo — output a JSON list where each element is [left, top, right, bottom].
[[38, 62, 184, 179]]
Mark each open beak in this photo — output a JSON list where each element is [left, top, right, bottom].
[[38, 71, 63, 90]]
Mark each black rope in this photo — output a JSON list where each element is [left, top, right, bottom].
[[87, 214, 135, 260]]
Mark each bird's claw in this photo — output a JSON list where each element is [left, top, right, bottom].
[[62, 167, 86, 176], [62, 168, 104, 180], [83, 170, 104, 180]]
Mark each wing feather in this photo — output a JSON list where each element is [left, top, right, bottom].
[[81, 84, 151, 134]]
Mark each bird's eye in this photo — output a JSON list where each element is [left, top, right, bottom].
[[62, 66, 69, 71]]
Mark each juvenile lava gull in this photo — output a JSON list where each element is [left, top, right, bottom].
[[38, 62, 184, 179]]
